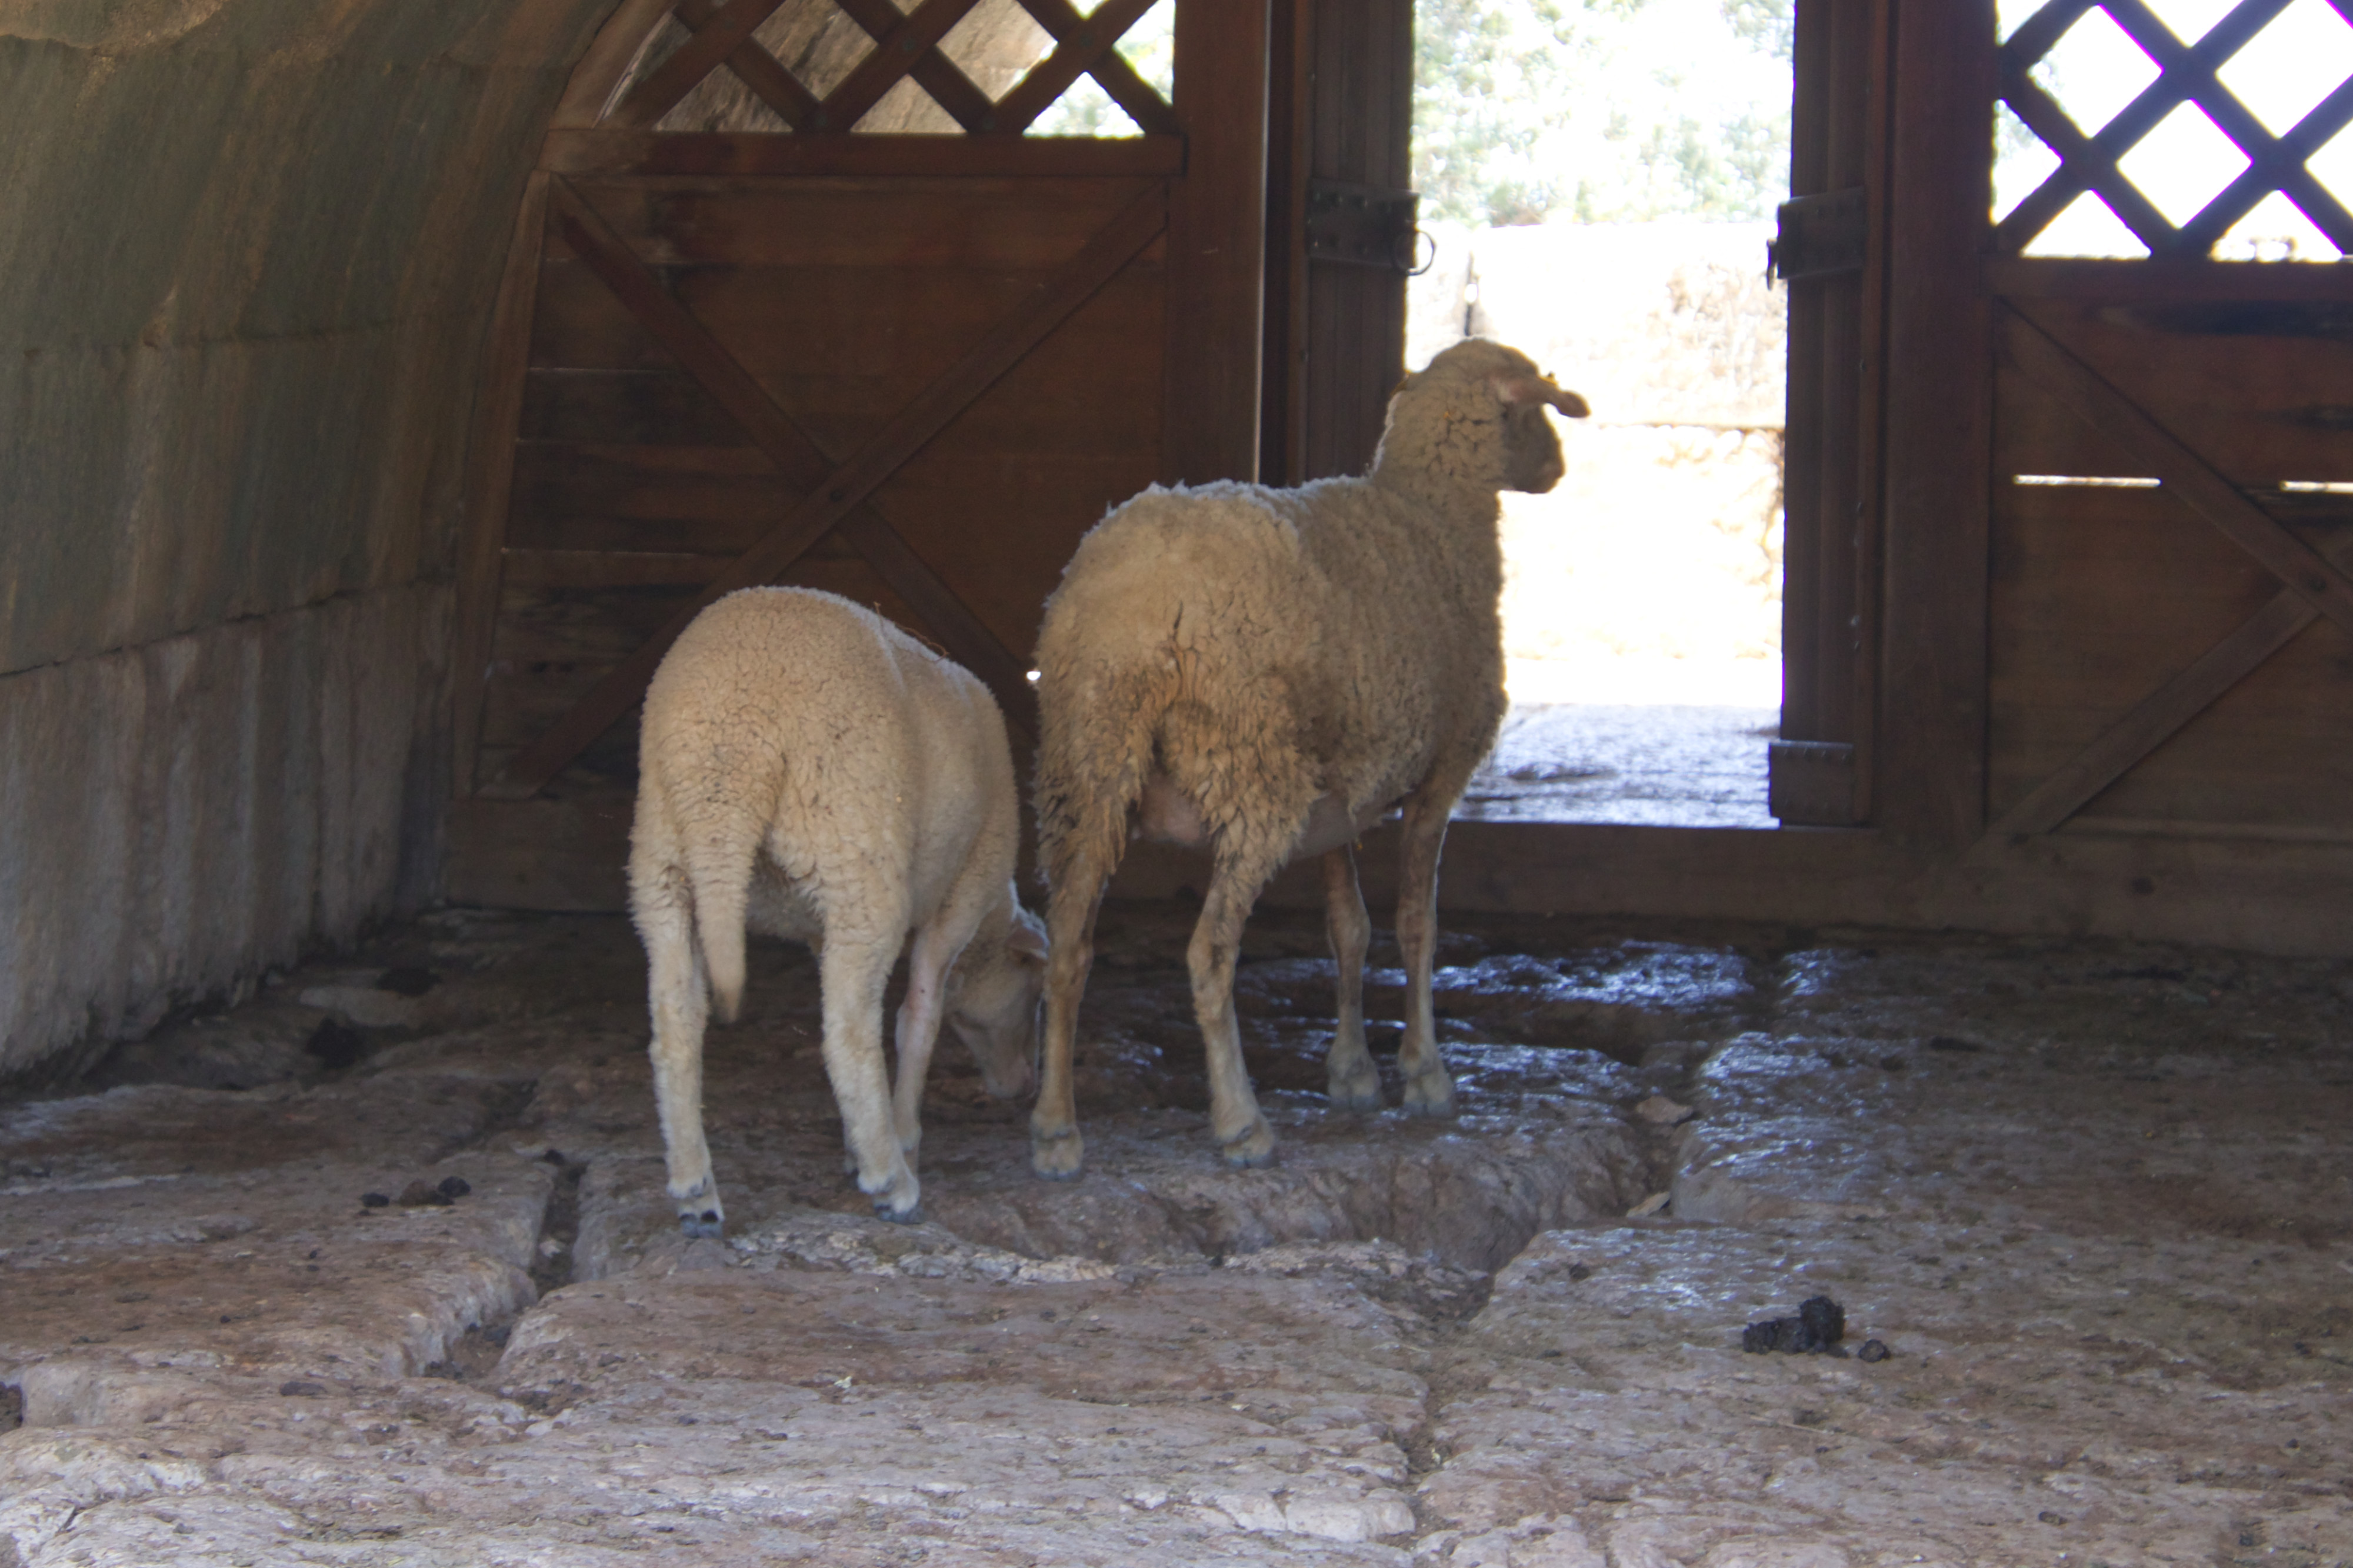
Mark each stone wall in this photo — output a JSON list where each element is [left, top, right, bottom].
[[0, 0, 614, 1075]]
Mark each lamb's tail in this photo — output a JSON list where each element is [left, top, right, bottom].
[[677, 807, 765, 1025]]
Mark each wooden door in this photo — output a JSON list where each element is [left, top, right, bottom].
[[1977, 0, 2353, 846], [1262, 0, 1418, 485], [448, 0, 1268, 908]]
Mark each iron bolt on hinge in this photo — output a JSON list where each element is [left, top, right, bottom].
[[1306, 179, 1431, 275], [1768, 186, 1867, 283]]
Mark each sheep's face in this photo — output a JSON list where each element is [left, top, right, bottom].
[[1495, 371, 1589, 495], [946, 905, 1048, 1099]]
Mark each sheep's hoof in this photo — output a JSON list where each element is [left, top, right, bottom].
[[1401, 1072, 1457, 1119], [1030, 1127, 1085, 1181], [1217, 1116, 1278, 1169], [676, 1208, 724, 1240], [874, 1200, 924, 1226], [1325, 1071, 1384, 1113]]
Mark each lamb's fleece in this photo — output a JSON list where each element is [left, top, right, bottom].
[[629, 588, 1046, 1230], [1028, 338, 1587, 1178]]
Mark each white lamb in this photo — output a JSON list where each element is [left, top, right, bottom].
[[1027, 338, 1588, 1177], [629, 588, 1047, 1230]]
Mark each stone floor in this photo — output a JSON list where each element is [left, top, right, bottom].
[[3, 902, 2350, 1566], [1461, 704, 1777, 828]]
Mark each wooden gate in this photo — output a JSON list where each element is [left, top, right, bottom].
[[1981, 0, 2353, 846], [448, 0, 1269, 907]]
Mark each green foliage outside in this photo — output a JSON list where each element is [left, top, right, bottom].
[[1414, 0, 1794, 227]]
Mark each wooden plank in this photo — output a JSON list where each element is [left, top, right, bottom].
[[811, 0, 985, 132], [502, 549, 729, 588], [1000, 0, 1182, 136], [1257, 0, 1311, 484], [671, 0, 820, 129], [2003, 295, 2353, 483], [1987, 591, 2321, 835], [1876, 0, 1994, 843], [549, 0, 681, 131], [529, 256, 1165, 375], [1847, 0, 1894, 824], [1163, 0, 1270, 485], [494, 176, 1168, 794], [1999, 306, 2353, 638], [540, 128, 1187, 178], [607, 0, 788, 131], [452, 170, 551, 797], [521, 368, 749, 446], [1987, 255, 2353, 302], [450, 799, 2353, 961], [561, 175, 1160, 268]]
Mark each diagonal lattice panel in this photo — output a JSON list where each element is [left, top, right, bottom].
[[1997, 0, 2353, 255], [606, 0, 1173, 135]]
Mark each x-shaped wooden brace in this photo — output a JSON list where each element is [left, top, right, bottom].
[[1983, 303, 2353, 837], [1997, 0, 2353, 255], [606, 0, 1175, 136], [485, 174, 1169, 798]]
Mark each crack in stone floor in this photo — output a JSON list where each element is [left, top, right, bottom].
[[2, 904, 2349, 1564]]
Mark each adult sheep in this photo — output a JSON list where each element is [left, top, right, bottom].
[[630, 588, 1047, 1230], [1028, 338, 1587, 1178]]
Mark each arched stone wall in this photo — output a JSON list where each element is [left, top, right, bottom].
[[0, 0, 621, 1075]]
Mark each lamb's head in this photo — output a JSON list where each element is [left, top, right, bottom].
[[1372, 338, 1589, 497], [945, 901, 1048, 1099]]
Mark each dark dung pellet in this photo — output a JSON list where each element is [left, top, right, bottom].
[[359, 1192, 390, 1209], [1858, 1339, 1891, 1363]]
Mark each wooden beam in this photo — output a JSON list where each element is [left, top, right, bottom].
[[2000, 307, 2353, 640], [539, 128, 1185, 177], [1876, 0, 1994, 844], [491, 177, 1167, 794], [452, 171, 551, 797], [1162, 0, 1270, 485], [606, 0, 786, 131], [1982, 586, 2319, 839], [449, 795, 2353, 960], [1985, 255, 2353, 301]]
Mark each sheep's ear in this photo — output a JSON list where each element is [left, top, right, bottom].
[[1006, 912, 1049, 963], [1494, 373, 1589, 418]]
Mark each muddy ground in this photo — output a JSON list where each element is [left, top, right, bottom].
[[2, 899, 2349, 1566]]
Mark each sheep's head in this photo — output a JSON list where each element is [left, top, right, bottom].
[[1377, 338, 1589, 496], [946, 901, 1048, 1099]]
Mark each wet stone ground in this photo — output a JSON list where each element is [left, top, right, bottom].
[[2, 903, 2350, 1566]]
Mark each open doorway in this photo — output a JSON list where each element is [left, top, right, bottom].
[[1405, 0, 1794, 826]]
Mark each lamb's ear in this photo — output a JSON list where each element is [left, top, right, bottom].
[[1006, 911, 1049, 963], [1494, 373, 1589, 418]]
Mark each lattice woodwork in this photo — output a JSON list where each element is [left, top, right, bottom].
[[1997, 0, 2353, 255], [605, 0, 1176, 136]]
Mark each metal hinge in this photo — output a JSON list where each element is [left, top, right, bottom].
[[1768, 187, 1867, 283], [1306, 179, 1430, 274]]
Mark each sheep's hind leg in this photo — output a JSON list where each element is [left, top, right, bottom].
[[889, 923, 956, 1164], [1321, 845, 1382, 1111], [1392, 789, 1460, 1119], [1031, 855, 1108, 1180], [819, 935, 923, 1222], [642, 876, 725, 1237], [1191, 855, 1283, 1167]]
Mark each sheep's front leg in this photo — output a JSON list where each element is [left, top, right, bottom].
[[1031, 865, 1106, 1179], [889, 923, 956, 1164], [642, 886, 725, 1237], [1191, 865, 1278, 1167], [1321, 845, 1382, 1110], [819, 936, 922, 1221], [1393, 790, 1459, 1119]]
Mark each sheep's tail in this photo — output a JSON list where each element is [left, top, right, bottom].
[[678, 808, 765, 1025], [1033, 659, 1175, 896]]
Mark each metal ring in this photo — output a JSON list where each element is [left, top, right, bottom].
[[1395, 228, 1437, 277]]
